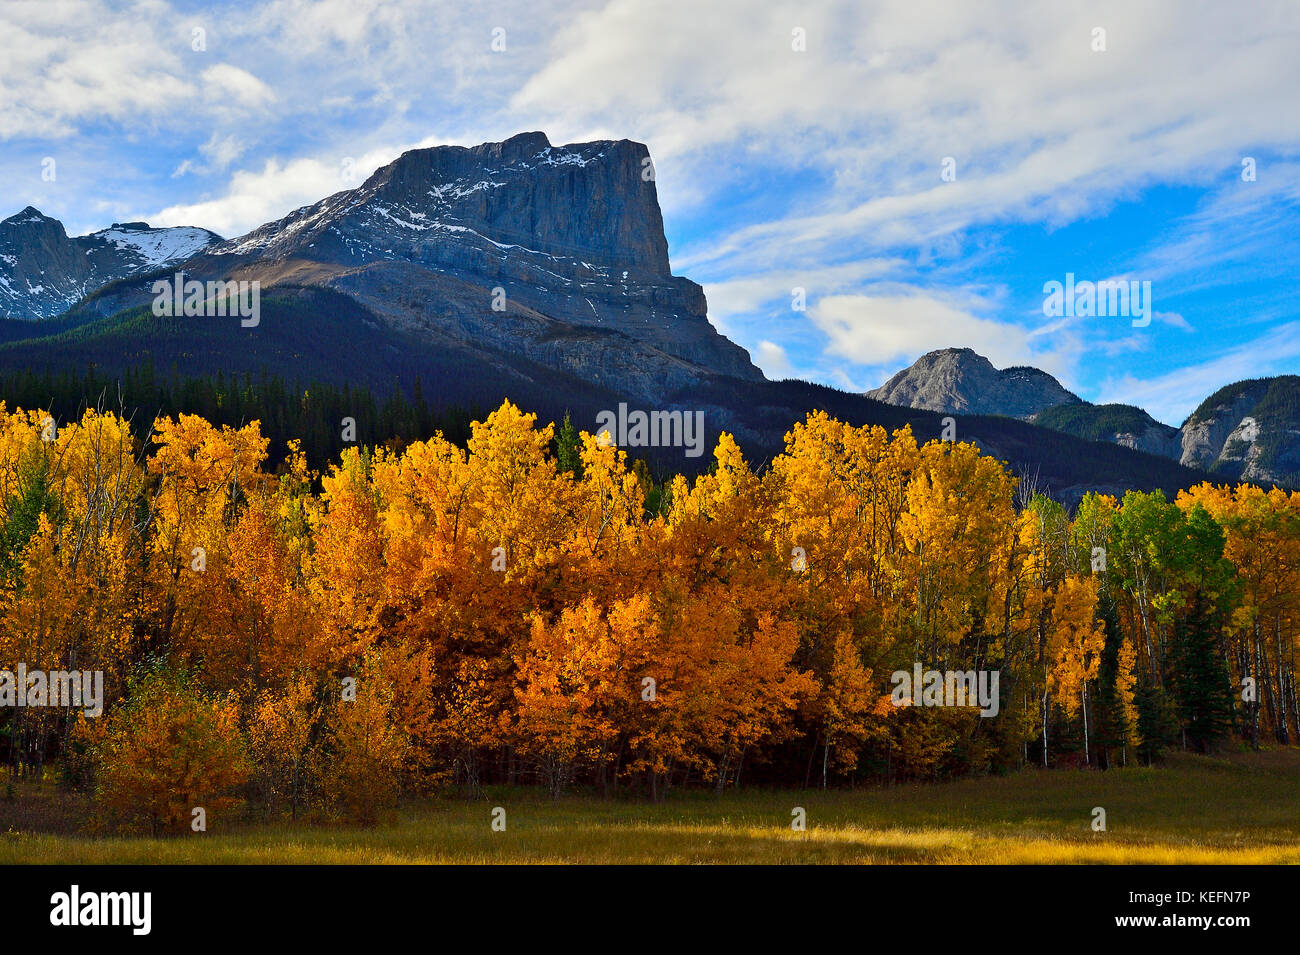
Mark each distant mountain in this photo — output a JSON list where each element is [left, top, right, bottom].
[[1033, 403, 1182, 459], [1178, 376, 1300, 486], [874, 348, 1299, 490], [866, 347, 1082, 420], [0, 208, 221, 320], [999, 368, 1300, 489]]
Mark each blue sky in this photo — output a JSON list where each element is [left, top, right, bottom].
[[3, 0, 1299, 425]]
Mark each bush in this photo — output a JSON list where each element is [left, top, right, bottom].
[[94, 666, 250, 835]]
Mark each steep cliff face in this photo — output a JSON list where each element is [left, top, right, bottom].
[[205, 132, 761, 394], [867, 348, 1082, 419], [225, 132, 671, 277], [1179, 377, 1300, 485], [0, 208, 220, 320]]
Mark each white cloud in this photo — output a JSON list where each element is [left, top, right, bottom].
[[755, 341, 793, 378], [149, 139, 440, 236], [237, 0, 412, 56], [0, 0, 195, 138], [701, 261, 903, 321], [510, 0, 1300, 254], [200, 64, 275, 109], [172, 132, 247, 178], [811, 291, 1038, 370], [150, 156, 345, 237], [1155, 311, 1193, 331]]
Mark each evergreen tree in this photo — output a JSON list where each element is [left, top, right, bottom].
[[555, 411, 582, 477], [1091, 592, 1127, 768], [1134, 670, 1179, 764], [0, 448, 59, 583], [1172, 588, 1235, 752]]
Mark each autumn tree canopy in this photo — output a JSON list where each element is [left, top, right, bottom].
[[0, 399, 1283, 825]]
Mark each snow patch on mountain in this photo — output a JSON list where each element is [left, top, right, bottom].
[[92, 225, 219, 268]]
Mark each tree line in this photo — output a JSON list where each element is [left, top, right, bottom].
[[0, 361, 478, 474]]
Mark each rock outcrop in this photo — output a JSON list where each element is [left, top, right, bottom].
[[1179, 377, 1300, 485]]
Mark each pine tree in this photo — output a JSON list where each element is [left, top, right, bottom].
[[0, 447, 59, 582], [1091, 592, 1128, 768]]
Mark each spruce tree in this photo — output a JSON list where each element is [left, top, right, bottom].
[[1135, 670, 1179, 765], [1172, 588, 1235, 752], [1091, 592, 1127, 768], [555, 412, 582, 477]]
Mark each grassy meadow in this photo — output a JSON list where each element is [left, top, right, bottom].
[[3, 749, 1299, 864]]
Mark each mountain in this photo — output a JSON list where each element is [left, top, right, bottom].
[[959, 358, 1300, 487], [866, 347, 1082, 420], [873, 348, 1299, 490], [1178, 376, 1300, 486], [173, 131, 755, 401], [1033, 403, 1182, 459], [1035, 377, 1300, 487], [0, 136, 1220, 504], [0, 208, 221, 320]]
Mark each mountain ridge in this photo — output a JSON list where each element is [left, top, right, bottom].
[[0, 207, 221, 320], [53, 131, 762, 401], [872, 348, 1300, 488], [866, 347, 1082, 420]]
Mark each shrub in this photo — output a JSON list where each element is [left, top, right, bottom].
[[95, 666, 250, 835]]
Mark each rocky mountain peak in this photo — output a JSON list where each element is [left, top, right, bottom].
[[1, 207, 69, 247], [225, 133, 671, 280], [0, 209, 222, 320], [3, 206, 62, 227], [187, 133, 761, 394], [867, 347, 1082, 420]]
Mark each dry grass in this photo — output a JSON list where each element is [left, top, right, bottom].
[[3, 748, 1299, 864]]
